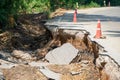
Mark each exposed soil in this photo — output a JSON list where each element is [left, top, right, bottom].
[[0, 13, 52, 52], [0, 8, 67, 53], [3, 64, 48, 80]]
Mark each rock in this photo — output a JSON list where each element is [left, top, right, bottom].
[[0, 75, 4, 80], [0, 51, 11, 60], [75, 32, 85, 39], [0, 70, 5, 80], [45, 43, 79, 64], [0, 63, 16, 69], [12, 50, 33, 62], [28, 61, 49, 67], [39, 67, 61, 80], [0, 59, 17, 69]]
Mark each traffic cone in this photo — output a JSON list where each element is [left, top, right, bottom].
[[94, 20, 102, 38], [73, 9, 77, 22]]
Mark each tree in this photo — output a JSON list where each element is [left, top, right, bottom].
[[0, 0, 50, 30]]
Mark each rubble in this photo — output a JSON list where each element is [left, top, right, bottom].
[[11, 50, 34, 62], [47, 63, 101, 80]]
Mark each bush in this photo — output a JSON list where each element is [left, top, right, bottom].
[[88, 1, 100, 7], [78, 1, 100, 9], [19, 0, 50, 14]]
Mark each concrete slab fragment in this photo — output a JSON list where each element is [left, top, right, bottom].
[[39, 67, 61, 80], [45, 43, 79, 64]]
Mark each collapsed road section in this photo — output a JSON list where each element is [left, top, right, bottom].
[[0, 13, 120, 80]]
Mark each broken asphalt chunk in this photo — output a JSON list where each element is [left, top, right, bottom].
[[45, 43, 79, 64]]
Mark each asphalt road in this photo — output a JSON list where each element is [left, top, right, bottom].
[[61, 7, 120, 22], [65, 7, 120, 64]]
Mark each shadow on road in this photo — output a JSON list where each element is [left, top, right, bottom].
[[104, 30, 120, 37], [61, 13, 120, 22]]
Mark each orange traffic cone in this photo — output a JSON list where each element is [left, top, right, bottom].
[[94, 20, 102, 38], [73, 9, 77, 22]]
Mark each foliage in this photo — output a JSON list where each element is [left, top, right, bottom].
[[88, 1, 100, 7], [110, 0, 120, 6], [78, 1, 100, 9], [0, 0, 50, 30], [19, 0, 50, 13], [0, 0, 22, 29]]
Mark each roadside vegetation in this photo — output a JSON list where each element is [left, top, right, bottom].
[[0, 0, 120, 31]]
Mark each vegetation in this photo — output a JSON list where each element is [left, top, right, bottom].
[[0, 0, 50, 30], [0, 0, 120, 31]]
